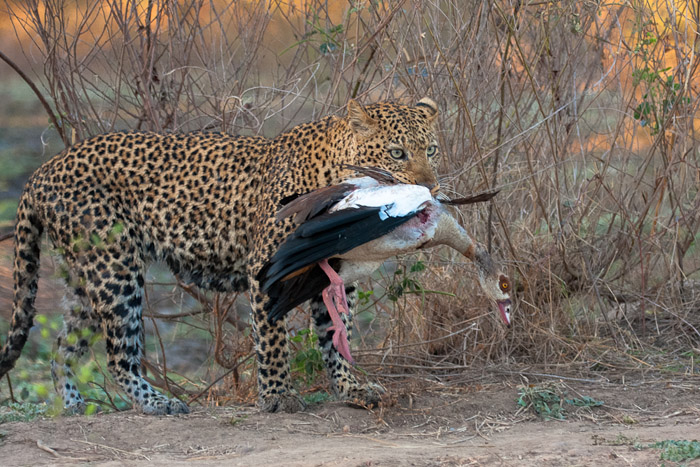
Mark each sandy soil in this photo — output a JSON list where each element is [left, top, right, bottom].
[[1, 377, 698, 466]]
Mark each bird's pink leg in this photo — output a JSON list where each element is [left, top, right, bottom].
[[318, 259, 353, 363]]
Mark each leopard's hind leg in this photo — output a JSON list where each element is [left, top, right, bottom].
[[50, 285, 99, 414], [311, 284, 384, 408], [64, 243, 189, 415]]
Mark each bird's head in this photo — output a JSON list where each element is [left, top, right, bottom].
[[474, 248, 513, 326]]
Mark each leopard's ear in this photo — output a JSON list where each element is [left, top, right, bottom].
[[347, 99, 377, 138], [415, 97, 438, 123]]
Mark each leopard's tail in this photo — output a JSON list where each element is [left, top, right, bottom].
[[0, 188, 43, 380]]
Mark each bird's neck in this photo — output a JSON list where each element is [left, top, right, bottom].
[[429, 209, 477, 260], [428, 209, 499, 276], [443, 215, 498, 280]]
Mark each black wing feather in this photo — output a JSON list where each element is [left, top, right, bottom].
[[261, 206, 413, 290], [443, 190, 500, 205], [258, 206, 416, 321], [263, 263, 334, 322]]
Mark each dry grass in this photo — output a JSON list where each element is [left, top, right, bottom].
[[1, 0, 698, 401]]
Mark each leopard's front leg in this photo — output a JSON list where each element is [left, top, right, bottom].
[[310, 284, 384, 408], [250, 280, 306, 413]]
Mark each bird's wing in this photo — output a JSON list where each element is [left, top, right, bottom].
[[260, 183, 434, 322], [275, 184, 355, 223], [268, 184, 432, 283], [258, 206, 417, 322], [274, 169, 398, 224]]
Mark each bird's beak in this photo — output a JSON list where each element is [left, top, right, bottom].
[[497, 299, 511, 327]]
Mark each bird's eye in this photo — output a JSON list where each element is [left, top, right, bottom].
[[426, 145, 438, 157], [390, 148, 406, 160], [499, 276, 510, 292]]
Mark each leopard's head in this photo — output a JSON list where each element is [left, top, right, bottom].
[[346, 97, 441, 194]]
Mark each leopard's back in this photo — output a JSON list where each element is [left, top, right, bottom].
[[30, 131, 269, 291]]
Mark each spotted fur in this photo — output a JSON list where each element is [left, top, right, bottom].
[[0, 98, 441, 414]]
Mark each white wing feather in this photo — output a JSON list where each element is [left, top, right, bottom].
[[330, 184, 433, 220]]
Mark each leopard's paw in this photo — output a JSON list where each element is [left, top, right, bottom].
[[259, 391, 306, 413], [342, 382, 385, 409], [138, 396, 190, 415]]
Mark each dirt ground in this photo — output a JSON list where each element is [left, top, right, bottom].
[[0, 376, 698, 466]]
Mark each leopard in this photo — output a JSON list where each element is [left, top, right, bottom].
[[0, 97, 442, 415]]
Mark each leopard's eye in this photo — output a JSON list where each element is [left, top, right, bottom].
[[426, 145, 438, 157], [389, 148, 406, 160]]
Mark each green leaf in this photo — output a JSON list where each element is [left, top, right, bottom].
[[410, 260, 426, 273], [649, 440, 700, 462]]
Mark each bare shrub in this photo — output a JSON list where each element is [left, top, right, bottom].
[[2, 0, 698, 401]]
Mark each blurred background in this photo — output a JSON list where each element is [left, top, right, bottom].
[[0, 0, 698, 412]]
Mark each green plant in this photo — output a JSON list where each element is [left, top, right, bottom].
[[641, 440, 700, 464], [0, 199, 18, 225], [282, 12, 344, 55], [387, 260, 455, 302], [517, 383, 566, 420], [289, 328, 324, 386], [1, 313, 127, 413], [631, 27, 691, 135], [355, 288, 377, 325], [357, 289, 374, 307], [302, 391, 332, 405], [0, 402, 47, 423], [517, 383, 604, 420], [388, 260, 426, 301], [565, 395, 604, 408], [229, 415, 249, 426]]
